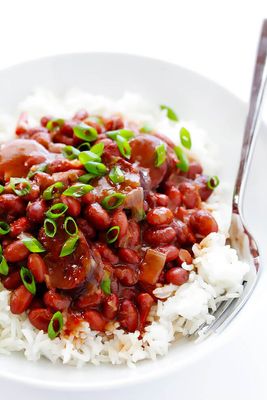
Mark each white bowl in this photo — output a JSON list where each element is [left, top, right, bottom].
[[0, 53, 265, 399]]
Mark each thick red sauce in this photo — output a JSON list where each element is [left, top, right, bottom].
[[0, 111, 218, 336]]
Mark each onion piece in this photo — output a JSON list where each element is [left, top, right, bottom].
[[124, 187, 144, 221], [139, 249, 166, 285]]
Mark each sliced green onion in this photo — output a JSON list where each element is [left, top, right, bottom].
[[10, 178, 31, 196], [90, 142, 104, 156], [48, 311, 63, 340], [27, 162, 48, 179], [106, 226, 120, 244], [60, 235, 79, 257], [0, 185, 4, 194], [116, 135, 131, 159], [73, 123, 98, 142], [44, 218, 57, 238], [78, 173, 95, 183], [109, 166, 125, 184], [160, 105, 178, 121], [0, 221, 10, 235], [19, 233, 46, 253], [46, 118, 65, 132], [0, 246, 9, 276], [140, 123, 152, 133], [46, 203, 68, 219], [180, 127, 192, 150], [207, 176, 220, 190], [63, 183, 93, 198], [78, 150, 101, 165], [101, 192, 126, 210], [155, 143, 166, 167], [84, 161, 107, 176], [101, 273, 111, 295], [20, 267, 36, 295], [64, 216, 78, 236], [106, 129, 135, 140], [78, 142, 91, 151], [62, 145, 80, 160], [174, 146, 189, 172], [43, 182, 64, 200]]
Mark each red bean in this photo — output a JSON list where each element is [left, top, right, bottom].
[[83, 118, 103, 134], [146, 207, 173, 226], [155, 245, 180, 262], [77, 218, 96, 240], [31, 131, 51, 148], [118, 299, 138, 332], [114, 265, 139, 286], [165, 267, 189, 285], [10, 285, 33, 314], [84, 310, 107, 332], [81, 192, 96, 205], [104, 116, 124, 131], [2, 270, 21, 290], [144, 226, 176, 246], [177, 249, 193, 265], [26, 199, 46, 223], [28, 308, 53, 332], [23, 184, 40, 202], [75, 288, 103, 309], [94, 242, 119, 264], [118, 248, 141, 264], [171, 220, 189, 245], [73, 109, 89, 121], [61, 196, 81, 217], [102, 293, 119, 320], [40, 115, 52, 127], [195, 175, 213, 201], [146, 193, 169, 208], [28, 254, 47, 283], [111, 210, 128, 241], [9, 217, 30, 238], [186, 162, 203, 179], [179, 182, 201, 209], [165, 186, 182, 209], [85, 203, 111, 230], [33, 172, 54, 190], [43, 290, 71, 311], [0, 194, 24, 216], [137, 293, 154, 330], [4, 240, 30, 262], [190, 209, 218, 237]]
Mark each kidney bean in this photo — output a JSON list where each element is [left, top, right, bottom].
[[4, 240, 30, 262], [73, 109, 89, 121], [61, 196, 81, 217], [10, 285, 33, 314], [171, 220, 189, 245], [118, 299, 138, 332], [102, 141, 121, 163], [75, 287, 103, 309], [28, 254, 47, 283], [104, 116, 124, 131], [26, 199, 46, 223], [190, 209, 218, 237], [179, 182, 201, 209], [9, 217, 30, 238], [60, 121, 75, 137], [94, 242, 119, 264], [81, 192, 96, 205], [33, 172, 54, 190], [31, 131, 51, 148], [165, 267, 189, 286], [165, 186, 182, 209], [118, 248, 141, 264], [137, 293, 154, 330], [146, 207, 174, 226], [146, 193, 169, 208], [0, 194, 24, 216], [23, 184, 40, 202], [111, 210, 128, 241], [85, 203, 111, 230], [28, 308, 53, 332], [186, 162, 203, 179], [77, 218, 96, 240], [43, 290, 71, 311], [177, 249, 193, 265], [155, 245, 179, 262], [102, 293, 119, 320], [195, 175, 213, 201], [40, 115, 52, 127], [2, 270, 21, 290], [114, 265, 139, 286], [84, 310, 107, 332], [84, 118, 103, 134], [143, 226, 176, 246]]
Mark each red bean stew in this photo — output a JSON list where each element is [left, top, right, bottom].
[[0, 108, 219, 338]]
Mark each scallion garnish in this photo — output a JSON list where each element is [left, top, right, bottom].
[[78, 173, 95, 183], [154, 143, 166, 167], [48, 311, 63, 340], [64, 216, 78, 236], [116, 135, 131, 159], [0, 246, 9, 276], [106, 226, 120, 244], [62, 145, 80, 160], [46, 203, 68, 219], [63, 183, 93, 198], [44, 218, 57, 238], [10, 178, 31, 196], [43, 182, 64, 200], [20, 267, 36, 295], [19, 233, 46, 253], [106, 129, 135, 141], [90, 142, 104, 157], [78, 150, 101, 164], [140, 123, 152, 133], [0, 185, 4, 194], [78, 142, 91, 151], [60, 235, 79, 257], [207, 176, 220, 190], [0, 221, 10, 235], [174, 146, 189, 172], [101, 273, 111, 295], [109, 166, 125, 184], [180, 127, 192, 150], [101, 192, 126, 210], [84, 161, 107, 176], [46, 118, 65, 132], [160, 105, 179, 121], [27, 162, 48, 179], [73, 123, 98, 142]]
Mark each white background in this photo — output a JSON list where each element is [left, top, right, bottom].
[[0, 0, 267, 399]]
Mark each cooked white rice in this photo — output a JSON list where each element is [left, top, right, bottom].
[[0, 90, 249, 366]]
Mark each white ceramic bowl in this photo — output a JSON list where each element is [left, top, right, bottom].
[[0, 53, 265, 400]]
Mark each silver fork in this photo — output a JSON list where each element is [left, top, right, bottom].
[[193, 19, 267, 339]]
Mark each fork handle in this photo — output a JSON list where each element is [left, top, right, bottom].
[[233, 20, 267, 214]]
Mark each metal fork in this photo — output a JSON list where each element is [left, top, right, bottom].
[[193, 19, 267, 339]]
